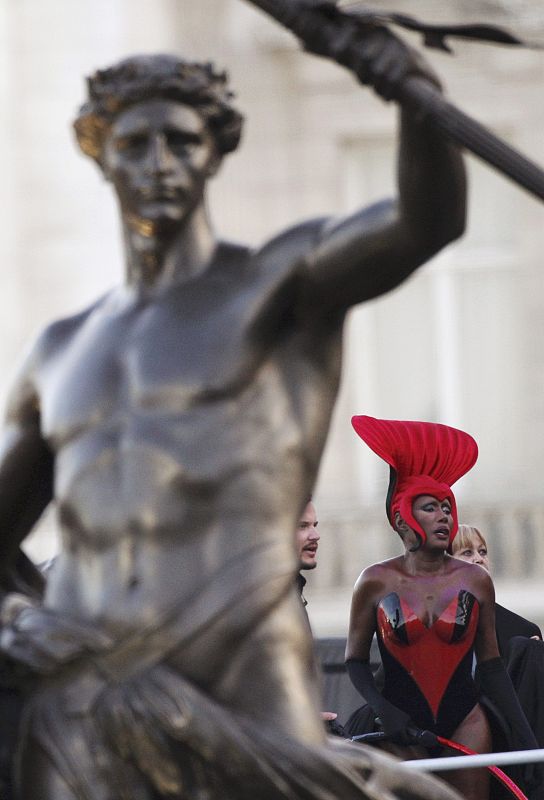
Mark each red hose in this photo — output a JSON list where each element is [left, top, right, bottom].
[[436, 735, 528, 800]]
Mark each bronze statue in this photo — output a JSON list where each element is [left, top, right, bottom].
[[0, 24, 466, 800]]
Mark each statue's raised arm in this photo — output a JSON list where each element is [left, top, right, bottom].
[[303, 27, 466, 311], [267, 4, 467, 312]]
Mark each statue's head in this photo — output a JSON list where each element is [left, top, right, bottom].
[[74, 54, 243, 167], [74, 55, 243, 235]]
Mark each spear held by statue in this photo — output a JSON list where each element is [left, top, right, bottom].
[[242, 0, 544, 203]]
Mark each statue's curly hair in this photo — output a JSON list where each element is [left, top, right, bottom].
[[74, 54, 243, 164]]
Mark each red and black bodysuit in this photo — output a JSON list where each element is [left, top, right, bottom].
[[348, 416, 540, 788], [377, 589, 479, 738]]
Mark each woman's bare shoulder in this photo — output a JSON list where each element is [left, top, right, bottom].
[[354, 556, 404, 592], [448, 555, 490, 578], [447, 556, 494, 595]]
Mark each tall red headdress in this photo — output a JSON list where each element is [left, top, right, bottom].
[[351, 415, 478, 545]]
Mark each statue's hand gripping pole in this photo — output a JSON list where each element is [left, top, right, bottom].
[[242, 0, 544, 203]]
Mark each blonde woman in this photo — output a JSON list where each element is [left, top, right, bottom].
[[452, 524, 541, 657]]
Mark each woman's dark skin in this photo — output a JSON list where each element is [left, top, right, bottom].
[[346, 495, 499, 800]]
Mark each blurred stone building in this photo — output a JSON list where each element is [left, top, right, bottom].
[[2, 0, 544, 633]]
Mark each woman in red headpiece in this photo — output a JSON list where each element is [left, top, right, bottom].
[[345, 416, 539, 800]]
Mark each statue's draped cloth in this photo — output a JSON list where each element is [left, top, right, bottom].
[[14, 546, 459, 799]]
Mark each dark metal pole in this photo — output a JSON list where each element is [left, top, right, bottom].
[[242, 0, 544, 203], [398, 76, 544, 203]]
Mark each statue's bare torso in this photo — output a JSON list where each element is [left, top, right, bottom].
[[18, 234, 340, 722]]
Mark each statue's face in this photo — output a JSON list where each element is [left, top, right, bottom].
[[101, 98, 218, 230]]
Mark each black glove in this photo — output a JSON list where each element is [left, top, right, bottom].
[[325, 718, 346, 738], [477, 656, 541, 792], [346, 658, 415, 744]]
